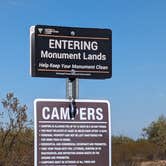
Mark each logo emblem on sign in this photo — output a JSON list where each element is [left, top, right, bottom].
[[38, 28, 43, 34]]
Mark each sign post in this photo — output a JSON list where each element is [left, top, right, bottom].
[[66, 78, 79, 119], [34, 99, 111, 166], [66, 78, 79, 100]]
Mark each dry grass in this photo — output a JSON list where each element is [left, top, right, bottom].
[[141, 160, 166, 166]]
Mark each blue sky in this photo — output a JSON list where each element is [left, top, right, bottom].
[[0, 0, 166, 139]]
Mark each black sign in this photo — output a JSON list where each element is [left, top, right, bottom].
[[34, 99, 111, 166], [30, 25, 112, 79]]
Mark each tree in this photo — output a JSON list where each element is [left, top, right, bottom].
[[0, 92, 33, 165], [142, 115, 166, 159]]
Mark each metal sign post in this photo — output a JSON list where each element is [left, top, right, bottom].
[[66, 78, 79, 119], [66, 78, 79, 100]]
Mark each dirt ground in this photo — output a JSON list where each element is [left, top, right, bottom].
[[141, 160, 166, 166]]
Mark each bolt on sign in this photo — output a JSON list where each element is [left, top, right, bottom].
[[30, 25, 112, 79], [34, 99, 111, 166]]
